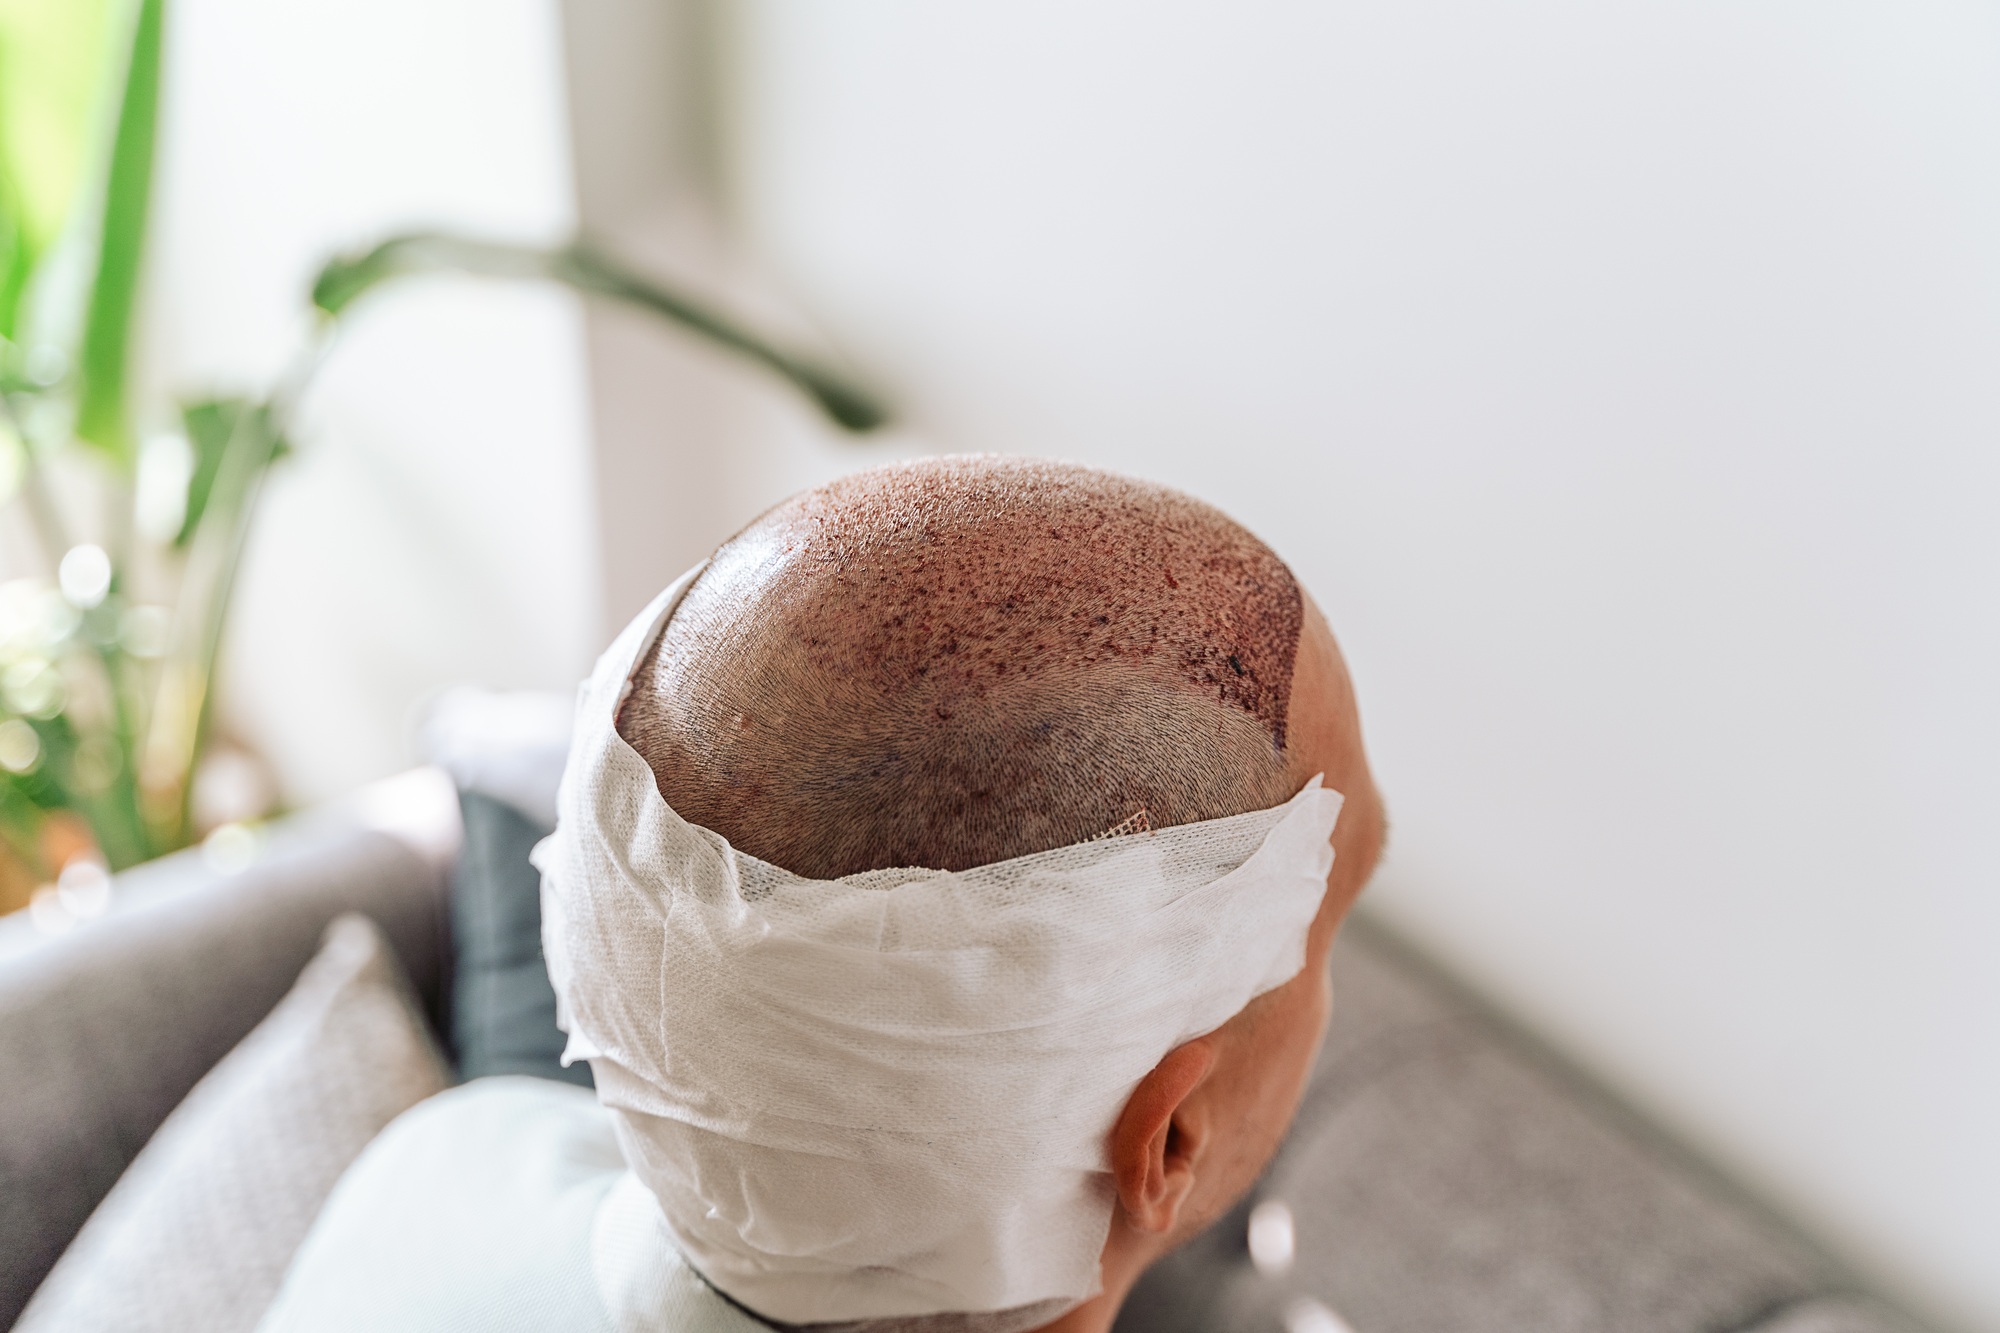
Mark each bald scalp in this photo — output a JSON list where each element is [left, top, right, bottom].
[[617, 457, 1304, 878]]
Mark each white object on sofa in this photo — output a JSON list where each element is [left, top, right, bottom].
[[15, 914, 451, 1333], [255, 1076, 766, 1333], [418, 686, 574, 828]]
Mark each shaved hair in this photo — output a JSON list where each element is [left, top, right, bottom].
[[618, 456, 1304, 879]]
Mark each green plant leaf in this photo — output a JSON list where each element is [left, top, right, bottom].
[[312, 232, 889, 433], [0, 0, 114, 256], [0, 197, 29, 344], [0, 0, 116, 342], [72, 0, 161, 464], [177, 397, 286, 548]]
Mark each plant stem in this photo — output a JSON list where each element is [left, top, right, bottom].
[[311, 233, 889, 432], [3, 396, 75, 576], [139, 339, 322, 845]]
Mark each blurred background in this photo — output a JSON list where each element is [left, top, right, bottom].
[[3, 0, 1996, 1329]]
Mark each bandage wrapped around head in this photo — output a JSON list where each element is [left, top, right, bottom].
[[534, 565, 1344, 1324]]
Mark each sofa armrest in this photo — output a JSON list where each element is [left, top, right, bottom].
[[0, 769, 460, 1330]]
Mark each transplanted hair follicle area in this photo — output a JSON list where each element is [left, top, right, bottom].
[[617, 456, 1305, 878]]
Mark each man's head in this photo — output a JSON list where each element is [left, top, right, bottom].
[[615, 457, 1384, 1330]]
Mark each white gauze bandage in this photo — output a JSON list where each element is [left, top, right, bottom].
[[535, 565, 1344, 1324]]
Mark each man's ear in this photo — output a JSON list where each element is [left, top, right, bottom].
[[1110, 1039, 1218, 1235]]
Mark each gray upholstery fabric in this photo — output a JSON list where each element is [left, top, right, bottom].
[[0, 823, 448, 1331], [1738, 1297, 1927, 1333], [1115, 920, 1918, 1333], [1255, 1032, 1820, 1330], [15, 915, 451, 1333]]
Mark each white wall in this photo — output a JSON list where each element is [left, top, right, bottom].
[[556, 0, 896, 631], [709, 3, 2000, 1327], [142, 0, 599, 803]]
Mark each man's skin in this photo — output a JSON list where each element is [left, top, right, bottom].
[[1047, 596, 1387, 1333]]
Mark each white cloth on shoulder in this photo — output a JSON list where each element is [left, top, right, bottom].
[[256, 1077, 763, 1333], [535, 564, 1344, 1324]]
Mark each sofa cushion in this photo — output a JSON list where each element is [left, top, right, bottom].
[[421, 687, 584, 1086], [14, 914, 451, 1333], [0, 816, 450, 1330], [451, 790, 586, 1085]]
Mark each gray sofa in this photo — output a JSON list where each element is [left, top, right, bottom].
[[0, 779, 1919, 1333]]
